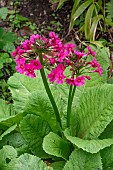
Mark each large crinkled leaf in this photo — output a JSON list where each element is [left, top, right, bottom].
[[20, 114, 51, 158], [43, 132, 71, 160], [24, 91, 60, 133], [74, 84, 113, 139], [8, 72, 44, 114], [63, 149, 102, 170], [64, 129, 113, 153], [8, 73, 60, 133], [101, 144, 113, 170], [14, 153, 52, 170], [0, 145, 17, 170]]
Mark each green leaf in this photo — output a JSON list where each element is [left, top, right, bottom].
[[101, 144, 113, 170], [0, 99, 15, 120], [0, 99, 23, 129], [0, 53, 12, 68], [51, 161, 65, 170], [8, 73, 44, 114], [64, 129, 113, 153], [0, 132, 30, 156], [90, 14, 103, 41], [85, 4, 95, 40], [73, 84, 113, 139], [63, 149, 102, 170], [8, 73, 60, 133], [0, 7, 8, 20], [24, 91, 60, 133], [43, 132, 71, 160], [0, 145, 17, 170], [57, 0, 68, 9], [3, 42, 15, 53], [69, 0, 92, 31], [71, 0, 81, 16], [20, 114, 51, 158], [0, 27, 17, 51], [0, 124, 17, 141], [14, 153, 51, 170], [100, 121, 113, 139]]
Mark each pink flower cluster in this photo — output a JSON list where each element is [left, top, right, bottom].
[[12, 32, 102, 86]]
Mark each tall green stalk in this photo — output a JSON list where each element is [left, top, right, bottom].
[[67, 85, 76, 127], [39, 54, 62, 129]]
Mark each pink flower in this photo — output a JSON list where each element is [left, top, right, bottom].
[[87, 46, 96, 57], [74, 51, 86, 59], [22, 40, 32, 50], [48, 69, 57, 83], [74, 76, 85, 86], [64, 43, 75, 53], [25, 64, 36, 78], [84, 75, 91, 80], [48, 64, 65, 84], [93, 66, 102, 76], [30, 59, 42, 70], [57, 50, 68, 62], [87, 58, 100, 68], [48, 58, 56, 65], [55, 72, 65, 84], [16, 58, 26, 74], [66, 78, 75, 86], [30, 34, 40, 44]]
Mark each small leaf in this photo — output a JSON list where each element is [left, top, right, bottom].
[[43, 132, 71, 160], [3, 42, 15, 53], [0, 7, 8, 20], [20, 114, 51, 158], [14, 153, 50, 170], [63, 149, 102, 170]]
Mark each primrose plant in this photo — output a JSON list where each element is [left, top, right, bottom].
[[7, 32, 113, 169], [12, 32, 102, 127]]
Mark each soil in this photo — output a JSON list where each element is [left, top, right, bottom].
[[0, 0, 76, 42]]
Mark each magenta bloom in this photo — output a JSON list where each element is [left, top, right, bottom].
[[48, 69, 57, 83], [66, 78, 75, 86], [74, 51, 86, 59], [25, 64, 35, 78], [16, 58, 26, 74], [74, 76, 85, 86], [93, 66, 103, 76], [87, 46, 96, 57], [30, 59, 42, 70]]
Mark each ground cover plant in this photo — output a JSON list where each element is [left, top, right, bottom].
[[0, 31, 113, 169]]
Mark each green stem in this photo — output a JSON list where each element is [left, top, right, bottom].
[[67, 85, 72, 127], [67, 85, 76, 127], [39, 55, 62, 128]]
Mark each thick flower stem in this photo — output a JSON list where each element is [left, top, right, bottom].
[[67, 85, 76, 127], [39, 56, 62, 129]]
